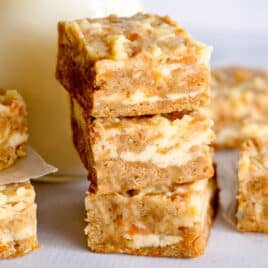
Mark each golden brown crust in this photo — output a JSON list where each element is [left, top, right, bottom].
[[0, 237, 39, 259], [77, 92, 209, 118], [57, 13, 211, 117], [87, 212, 212, 258], [89, 157, 214, 194]]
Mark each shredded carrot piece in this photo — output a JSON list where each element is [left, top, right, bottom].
[[128, 224, 140, 235], [117, 218, 125, 227]]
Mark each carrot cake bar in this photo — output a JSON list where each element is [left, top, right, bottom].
[[85, 177, 217, 257], [0, 182, 38, 258], [57, 13, 211, 117], [71, 98, 215, 194], [0, 88, 28, 170], [237, 138, 268, 232], [209, 66, 268, 149]]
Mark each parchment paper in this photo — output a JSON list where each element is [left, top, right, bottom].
[[0, 147, 58, 185]]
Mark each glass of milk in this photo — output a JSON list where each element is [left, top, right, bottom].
[[0, 0, 142, 180]]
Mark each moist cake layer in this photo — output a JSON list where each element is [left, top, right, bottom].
[[0, 182, 38, 258], [71, 98, 215, 193], [0, 88, 28, 170], [237, 138, 268, 232], [57, 13, 211, 117], [85, 178, 217, 257]]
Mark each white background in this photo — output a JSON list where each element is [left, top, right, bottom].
[[144, 0, 268, 67], [143, 0, 268, 32]]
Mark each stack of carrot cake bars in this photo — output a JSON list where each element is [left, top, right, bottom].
[[56, 13, 217, 258], [0, 89, 38, 258]]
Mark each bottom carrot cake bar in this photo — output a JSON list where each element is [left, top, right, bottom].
[[0, 182, 38, 258], [237, 138, 268, 232], [85, 177, 217, 258]]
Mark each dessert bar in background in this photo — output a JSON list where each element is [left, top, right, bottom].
[[71, 98, 214, 193], [0, 89, 28, 170], [237, 138, 268, 232], [57, 13, 211, 117], [85, 177, 217, 257], [209, 66, 268, 149], [0, 182, 38, 258]]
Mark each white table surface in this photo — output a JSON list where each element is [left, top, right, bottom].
[[2, 151, 268, 268]]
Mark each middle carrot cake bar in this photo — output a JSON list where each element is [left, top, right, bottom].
[[85, 177, 217, 257], [71, 99, 215, 194], [57, 13, 211, 117]]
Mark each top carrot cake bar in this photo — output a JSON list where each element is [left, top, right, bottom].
[[56, 13, 211, 117]]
